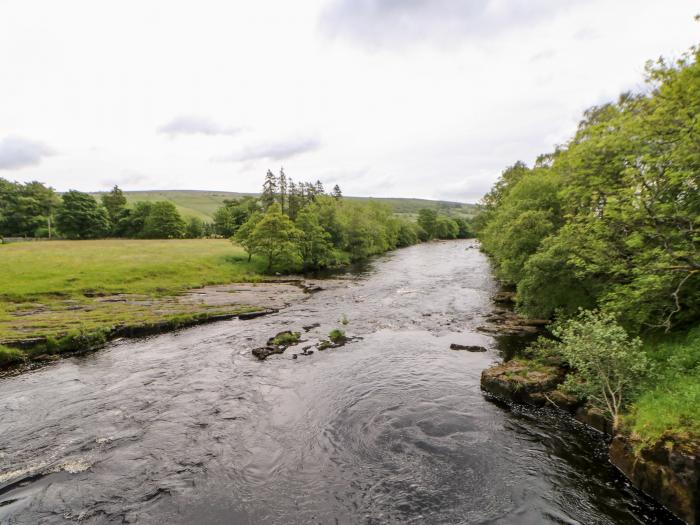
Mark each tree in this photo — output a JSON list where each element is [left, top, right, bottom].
[[141, 201, 186, 238], [115, 201, 152, 238], [552, 310, 650, 430], [332, 184, 342, 200], [101, 185, 127, 228], [295, 204, 335, 269], [434, 216, 459, 239], [233, 211, 263, 262], [417, 209, 438, 239], [185, 217, 205, 238], [396, 221, 419, 247], [247, 203, 302, 272], [212, 196, 258, 237], [315, 180, 325, 195], [278, 167, 287, 213], [56, 190, 110, 239], [453, 217, 473, 238], [261, 170, 277, 209], [0, 180, 59, 238]]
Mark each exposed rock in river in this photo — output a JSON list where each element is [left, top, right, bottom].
[[480, 359, 567, 406], [449, 343, 487, 352], [492, 291, 516, 304], [252, 346, 285, 360], [476, 308, 547, 336]]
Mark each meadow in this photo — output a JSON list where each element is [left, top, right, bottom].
[[0, 238, 264, 300], [0, 239, 268, 362]]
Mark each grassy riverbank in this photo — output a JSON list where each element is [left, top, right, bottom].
[[0, 239, 270, 365], [0, 239, 266, 300]]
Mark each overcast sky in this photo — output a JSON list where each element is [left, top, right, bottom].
[[0, 1, 698, 202]]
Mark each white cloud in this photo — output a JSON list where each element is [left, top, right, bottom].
[[158, 115, 242, 137], [0, 136, 53, 170]]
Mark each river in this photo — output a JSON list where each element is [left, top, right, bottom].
[[0, 240, 678, 524]]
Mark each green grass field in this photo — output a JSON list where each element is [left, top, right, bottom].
[[0, 239, 266, 350], [91, 190, 477, 221], [0, 239, 263, 300]]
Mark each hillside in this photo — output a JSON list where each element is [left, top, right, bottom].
[[92, 190, 477, 221]]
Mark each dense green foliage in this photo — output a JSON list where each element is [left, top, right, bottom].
[[0, 181, 203, 240], [231, 171, 431, 272], [141, 201, 187, 239], [228, 169, 475, 273], [56, 190, 111, 239], [0, 179, 60, 237], [478, 45, 700, 443], [479, 47, 700, 332], [212, 196, 259, 237], [553, 310, 649, 430]]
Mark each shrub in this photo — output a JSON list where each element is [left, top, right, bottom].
[[271, 331, 301, 346], [0, 345, 25, 366], [329, 329, 345, 343], [552, 310, 651, 430]]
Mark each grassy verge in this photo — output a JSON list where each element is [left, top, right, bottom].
[[519, 326, 700, 446], [624, 327, 700, 446], [0, 239, 270, 366]]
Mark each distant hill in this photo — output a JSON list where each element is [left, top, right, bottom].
[[91, 190, 477, 221]]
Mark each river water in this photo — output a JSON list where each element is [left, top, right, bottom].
[[0, 241, 678, 524]]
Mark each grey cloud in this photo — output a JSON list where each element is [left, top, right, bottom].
[[320, 0, 580, 47], [216, 137, 321, 162], [0, 136, 54, 170], [158, 115, 242, 137]]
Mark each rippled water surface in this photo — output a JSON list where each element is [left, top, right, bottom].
[[0, 241, 678, 524]]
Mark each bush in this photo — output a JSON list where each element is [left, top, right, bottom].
[[552, 310, 650, 430], [0, 345, 25, 366], [329, 329, 345, 343], [271, 331, 301, 346]]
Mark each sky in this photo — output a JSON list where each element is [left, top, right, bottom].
[[0, 1, 698, 202]]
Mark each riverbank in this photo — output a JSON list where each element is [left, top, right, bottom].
[[0, 280, 330, 373], [0, 239, 333, 370], [481, 355, 699, 524]]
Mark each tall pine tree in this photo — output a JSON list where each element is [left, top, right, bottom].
[[278, 167, 287, 213], [261, 170, 277, 209]]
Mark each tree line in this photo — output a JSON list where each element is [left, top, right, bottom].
[[1, 170, 473, 249], [476, 44, 700, 433], [477, 47, 699, 333], [0, 181, 206, 239], [223, 169, 473, 272]]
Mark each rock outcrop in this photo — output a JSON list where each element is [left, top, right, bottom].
[[477, 309, 548, 336], [610, 434, 699, 525], [481, 358, 698, 524], [480, 359, 568, 406]]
